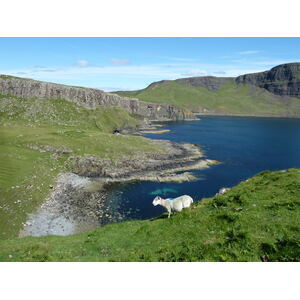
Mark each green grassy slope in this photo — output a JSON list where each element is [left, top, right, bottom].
[[0, 94, 160, 239], [0, 169, 299, 262], [116, 81, 300, 115]]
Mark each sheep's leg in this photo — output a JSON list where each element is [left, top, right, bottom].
[[168, 209, 171, 218]]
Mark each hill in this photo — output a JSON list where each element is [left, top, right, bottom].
[[0, 168, 299, 262], [0, 93, 163, 239], [236, 62, 300, 97], [0, 75, 190, 121], [116, 63, 300, 116], [0, 88, 206, 240]]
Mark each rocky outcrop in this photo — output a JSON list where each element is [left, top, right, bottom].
[[175, 76, 235, 91], [147, 76, 235, 91], [19, 140, 219, 237], [176, 64, 300, 97], [146, 63, 300, 98], [236, 63, 300, 98], [0, 75, 191, 120], [67, 139, 218, 180]]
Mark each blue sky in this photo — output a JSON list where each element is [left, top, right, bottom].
[[1, 37, 300, 91]]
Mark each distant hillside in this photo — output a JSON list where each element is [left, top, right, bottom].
[[175, 76, 235, 91], [116, 63, 300, 117], [148, 76, 235, 92]]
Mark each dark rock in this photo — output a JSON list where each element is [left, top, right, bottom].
[[175, 76, 235, 91], [236, 63, 300, 98]]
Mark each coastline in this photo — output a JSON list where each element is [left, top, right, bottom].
[[195, 112, 300, 119], [20, 134, 219, 237], [18, 113, 299, 238]]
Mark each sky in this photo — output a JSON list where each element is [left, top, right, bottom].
[[0, 37, 300, 91]]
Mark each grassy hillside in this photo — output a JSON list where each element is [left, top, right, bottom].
[[116, 81, 300, 116], [0, 169, 299, 262], [0, 94, 160, 239]]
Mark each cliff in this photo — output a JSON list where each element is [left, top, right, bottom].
[[175, 76, 235, 91], [236, 63, 300, 98], [120, 63, 300, 99], [175, 63, 300, 97], [146, 76, 235, 92], [0, 75, 190, 121]]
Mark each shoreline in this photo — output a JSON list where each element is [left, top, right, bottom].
[[67, 138, 219, 180], [20, 137, 219, 237], [195, 112, 300, 119]]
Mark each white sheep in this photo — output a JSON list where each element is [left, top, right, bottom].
[[152, 195, 193, 218]]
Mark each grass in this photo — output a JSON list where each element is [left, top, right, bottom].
[[0, 169, 299, 261], [116, 81, 300, 115], [0, 94, 141, 131], [0, 75, 33, 81], [0, 94, 161, 239], [1, 89, 299, 261]]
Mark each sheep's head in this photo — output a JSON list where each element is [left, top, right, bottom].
[[152, 196, 162, 206]]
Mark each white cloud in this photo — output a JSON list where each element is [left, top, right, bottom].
[[182, 69, 207, 77], [75, 60, 90, 67], [237, 50, 261, 55], [99, 86, 134, 92], [160, 56, 198, 62], [0, 63, 258, 83], [109, 58, 130, 65], [249, 59, 300, 66], [213, 71, 227, 75], [3, 58, 299, 90], [231, 58, 300, 67]]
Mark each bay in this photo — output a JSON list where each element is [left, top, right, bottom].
[[111, 116, 300, 220]]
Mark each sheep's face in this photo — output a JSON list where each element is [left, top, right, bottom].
[[152, 196, 162, 206]]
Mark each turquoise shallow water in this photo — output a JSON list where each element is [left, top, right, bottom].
[[105, 116, 300, 221]]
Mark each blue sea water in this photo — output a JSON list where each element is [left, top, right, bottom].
[[106, 116, 300, 221]]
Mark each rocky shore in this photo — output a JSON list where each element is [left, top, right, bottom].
[[20, 137, 218, 237], [68, 138, 218, 181], [196, 112, 300, 118], [19, 173, 122, 237]]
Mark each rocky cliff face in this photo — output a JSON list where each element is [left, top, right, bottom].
[[175, 76, 235, 91], [236, 63, 300, 98], [147, 76, 235, 91], [149, 63, 300, 98], [0, 76, 189, 120]]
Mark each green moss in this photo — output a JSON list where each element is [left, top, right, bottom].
[[0, 169, 299, 261]]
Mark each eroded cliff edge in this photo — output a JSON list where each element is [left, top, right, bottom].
[[0, 75, 194, 121], [236, 63, 300, 98]]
